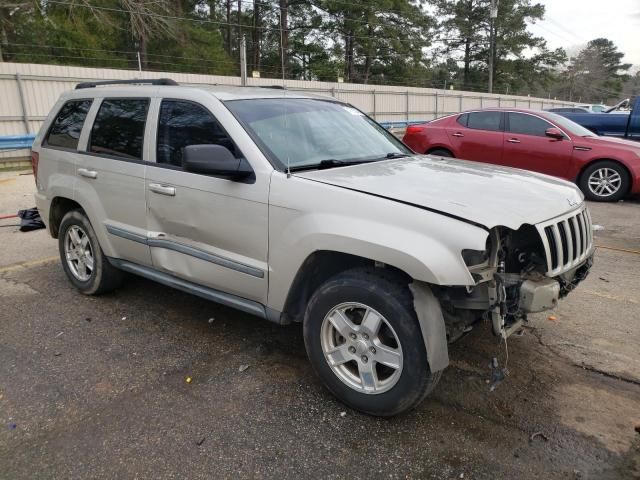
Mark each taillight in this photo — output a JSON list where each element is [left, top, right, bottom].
[[31, 151, 39, 184], [405, 125, 424, 134]]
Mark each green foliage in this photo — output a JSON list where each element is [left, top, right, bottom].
[[0, 0, 634, 102]]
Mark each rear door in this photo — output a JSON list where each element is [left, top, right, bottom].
[[144, 97, 269, 304], [74, 97, 152, 266], [503, 112, 573, 179], [447, 111, 504, 165]]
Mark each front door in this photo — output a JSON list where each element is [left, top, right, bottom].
[[503, 112, 573, 179], [144, 98, 269, 304]]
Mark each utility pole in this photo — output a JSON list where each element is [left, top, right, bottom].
[[488, 0, 498, 94], [240, 35, 247, 86]]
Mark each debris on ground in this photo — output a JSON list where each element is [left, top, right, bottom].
[[530, 431, 549, 442], [592, 224, 605, 231], [17, 207, 45, 232], [85, 317, 92, 322], [238, 364, 250, 372], [185, 377, 192, 384], [489, 357, 507, 392], [598, 277, 610, 283], [196, 436, 206, 446], [548, 315, 557, 321], [208, 317, 215, 325], [54, 352, 61, 357], [121, 317, 127, 321], [635, 424, 640, 434], [8, 423, 17, 430], [54, 331, 64, 338], [340, 411, 346, 417]]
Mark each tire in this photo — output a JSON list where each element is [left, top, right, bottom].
[[579, 161, 630, 202], [58, 209, 124, 295], [427, 148, 453, 158], [303, 267, 442, 416]]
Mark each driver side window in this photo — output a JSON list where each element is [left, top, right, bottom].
[[157, 100, 237, 167], [507, 113, 554, 137]]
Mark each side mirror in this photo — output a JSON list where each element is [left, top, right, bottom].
[[182, 144, 253, 181], [545, 127, 564, 140]]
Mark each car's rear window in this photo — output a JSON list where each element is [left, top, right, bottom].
[[89, 98, 149, 159], [45, 99, 93, 150]]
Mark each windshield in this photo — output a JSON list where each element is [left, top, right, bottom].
[[225, 98, 412, 170], [544, 112, 597, 137]]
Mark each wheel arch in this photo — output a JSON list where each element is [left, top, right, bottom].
[[281, 250, 412, 324], [425, 146, 454, 157], [49, 196, 83, 238]]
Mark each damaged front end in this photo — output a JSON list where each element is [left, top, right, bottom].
[[437, 205, 595, 341]]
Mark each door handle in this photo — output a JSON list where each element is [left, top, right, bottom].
[[506, 138, 521, 144], [452, 132, 465, 137], [148, 183, 176, 196], [77, 168, 97, 179]]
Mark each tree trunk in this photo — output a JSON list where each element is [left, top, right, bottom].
[[225, 0, 232, 55], [344, 31, 354, 82], [279, 0, 288, 78], [251, 0, 261, 72], [463, 37, 471, 88], [138, 34, 147, 69], [363, 25, 374, 84]]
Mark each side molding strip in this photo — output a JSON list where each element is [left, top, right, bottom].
[[108, 257, 270, 319], [105, 224, 264, 278]]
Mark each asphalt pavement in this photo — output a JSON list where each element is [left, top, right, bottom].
[[0, 170, 639, 479]]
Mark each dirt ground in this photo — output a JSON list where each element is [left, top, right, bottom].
[[1, 170, 639, 479]]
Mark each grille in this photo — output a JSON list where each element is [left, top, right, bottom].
[[536, 206, 594, 276]]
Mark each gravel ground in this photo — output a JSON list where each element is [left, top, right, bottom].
[[0, 170, 639, 479]]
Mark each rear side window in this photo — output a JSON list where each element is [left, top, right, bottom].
[[45, 99, 92, 149], [456, 113, 468, 127], [507, 113, 553, 137], [89, 98, 149, 159], [157, 100, 236, 167], [467, 111, 502, 131]]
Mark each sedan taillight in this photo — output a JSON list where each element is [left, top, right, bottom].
[[405, 125, 424, 134]]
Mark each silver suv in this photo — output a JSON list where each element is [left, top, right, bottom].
[[33, 79, 594, 416]]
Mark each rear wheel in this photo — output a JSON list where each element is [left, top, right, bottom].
[[579, 161, 629, 202], [58, 210, 124, 295], [303, 268, 441, 416], [427, 148, 453, 158]]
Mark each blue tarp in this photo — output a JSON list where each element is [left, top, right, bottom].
[[0, 134, 36, 150]]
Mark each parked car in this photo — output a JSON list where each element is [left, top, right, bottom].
[[577, 104, 607, 113], [403, 108, 640, 201], [33, 80, 594, 416], [546, 107, 589, 113], [557, 96, 639, 140]]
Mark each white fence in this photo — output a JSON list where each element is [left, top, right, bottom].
[[0, 62, 572, 161]]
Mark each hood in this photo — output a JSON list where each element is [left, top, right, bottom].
[[295, 156, 584, 230], [577, 135, 640, 153]]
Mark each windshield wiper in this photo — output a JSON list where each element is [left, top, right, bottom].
[[289, 159, 371, 172], [384, 152, 411, 159]]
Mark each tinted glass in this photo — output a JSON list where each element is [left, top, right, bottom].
[[508, 113, 553, 137], [544, 112, 595, 137], [90, 98, 149, 159], [456, 113, 468, 126], [225, 98, 411, 170], [467, 112, 502, 131], [157, 100, 236, 167], [46, 100, 92, 149]]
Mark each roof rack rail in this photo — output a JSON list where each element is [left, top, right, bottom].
[[75, 78, 178, 90]]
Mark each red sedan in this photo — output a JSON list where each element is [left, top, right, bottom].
[[402, 109, 640, 202]]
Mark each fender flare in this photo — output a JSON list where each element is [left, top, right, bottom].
[[409, 281, 449, 372]]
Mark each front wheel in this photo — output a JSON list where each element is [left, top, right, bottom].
[[303, 268, 441, 416], [579, 161, 629, 202]]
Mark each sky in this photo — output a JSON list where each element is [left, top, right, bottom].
[[527, 0, 640, 68]]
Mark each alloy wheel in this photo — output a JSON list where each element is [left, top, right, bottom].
[[320, 302, 403, 394]]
